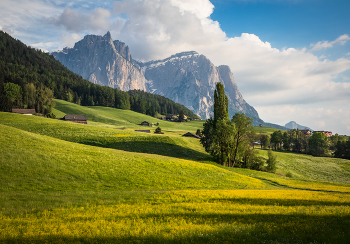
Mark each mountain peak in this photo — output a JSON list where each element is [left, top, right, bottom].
[[104, 31, 112, 40], [285, 121, 311, 130]]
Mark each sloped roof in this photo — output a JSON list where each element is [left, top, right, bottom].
[[12, 109, 36, 114], [63, 114, 88, 121], [182, 132, 201, 139]]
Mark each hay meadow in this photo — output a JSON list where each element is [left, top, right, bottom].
[[0, 99, 349, 243]]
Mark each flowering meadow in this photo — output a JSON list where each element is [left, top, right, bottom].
[[1, 104, 350, 243], [1, 190, 349, 243]]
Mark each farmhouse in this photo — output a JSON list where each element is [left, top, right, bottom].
[[313, 131, 332, 137], [300, 129, 312, 135], [182, 132, 201, 139], [12, 109, 36, 115], [63, 114, 88, 124]]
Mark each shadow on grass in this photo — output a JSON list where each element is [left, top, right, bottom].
[[3, 213, 349, 243], [208, 197, 350, 206], [80, 140, 213, 163]]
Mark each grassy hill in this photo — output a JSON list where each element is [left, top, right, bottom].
[[53, 99, 204, 132], [1, 101, 350, 243]]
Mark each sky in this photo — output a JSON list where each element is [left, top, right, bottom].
[[1, 0, 350, 135]]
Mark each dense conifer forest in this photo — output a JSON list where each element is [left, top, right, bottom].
[[0, 31, 199, 119]]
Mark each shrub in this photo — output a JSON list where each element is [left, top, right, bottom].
[[154, 127, 163, 134], [239, 148, 265, 171], [46, 113, 56, 119], [266, 150, 277, 173]]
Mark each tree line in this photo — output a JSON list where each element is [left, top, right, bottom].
[[258, 129, 349, 159], [0, 31, 199, 119]]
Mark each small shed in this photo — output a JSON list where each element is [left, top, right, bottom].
[[135, 130, 151, 133], [182, 132, 201, 139], [63, 114, 88, 124], [141, 121, 150, 126], [253, 141, 261, 148], [12, 109, 36, 115]]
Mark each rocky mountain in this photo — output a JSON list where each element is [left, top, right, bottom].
[[51, 32, 259, 120], [285, 121, 312, 131], [51, 32, 146, 91], [138, 51, 259, 120]]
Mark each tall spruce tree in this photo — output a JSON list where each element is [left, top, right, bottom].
[[201, 82, 232, 165], [213, 82, 229, 122]]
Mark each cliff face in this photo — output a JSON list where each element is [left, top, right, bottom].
[[51, 32, 259, 120], [139, 51, 259, 120], [51, 32, 146, 91]]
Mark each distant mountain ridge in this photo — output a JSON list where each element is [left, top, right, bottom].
[[51, 32, 259, 120], [285, 121, 312, 131]]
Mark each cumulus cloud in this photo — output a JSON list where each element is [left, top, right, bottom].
[[112, 0, 225, 60], [310, 34, 350, 51], [0, 26, 14, 35], [45, 7, 113, 32], [256, 101, 350, 135]]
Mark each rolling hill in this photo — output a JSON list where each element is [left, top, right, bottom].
[[0, 101, 350, 243]]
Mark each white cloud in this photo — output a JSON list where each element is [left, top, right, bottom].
[[45, 7, 112, 32], [256, 101, 350, 135], [29, 42, 57, 52], [0, 0, 60, 28], [310, 34, 350, 51], [0, 26, 14, 35], [112, 0, 226, 60]]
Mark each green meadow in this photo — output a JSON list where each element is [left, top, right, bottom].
[[0, 99, 349, 243]]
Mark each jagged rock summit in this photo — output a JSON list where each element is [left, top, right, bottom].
[[138, 51, 259, 120], [51, 32, 259, 120], [51, 31, 146, 91]]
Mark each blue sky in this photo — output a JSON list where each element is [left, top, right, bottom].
[[0, 0, 350, 134], [210, 0, 350, 55], [209, 0, 350, 83]]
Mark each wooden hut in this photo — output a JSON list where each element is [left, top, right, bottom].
[[63, 114, 88, 124], [141, 121, 150, 126], [182, 132, 201, 139], [12, 109, 36, 115]]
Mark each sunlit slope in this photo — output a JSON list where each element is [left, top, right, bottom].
[[0, 123, 267, 193], [0, 112, 210, 162], [232, 150, 350, 192], [53, 99, 204, 133]]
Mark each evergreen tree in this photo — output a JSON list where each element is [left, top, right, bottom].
[[213, 82, 229, 122], [179, 110, 184, 122]]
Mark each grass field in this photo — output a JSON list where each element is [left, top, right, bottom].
[[1, 100, 350, 243]]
